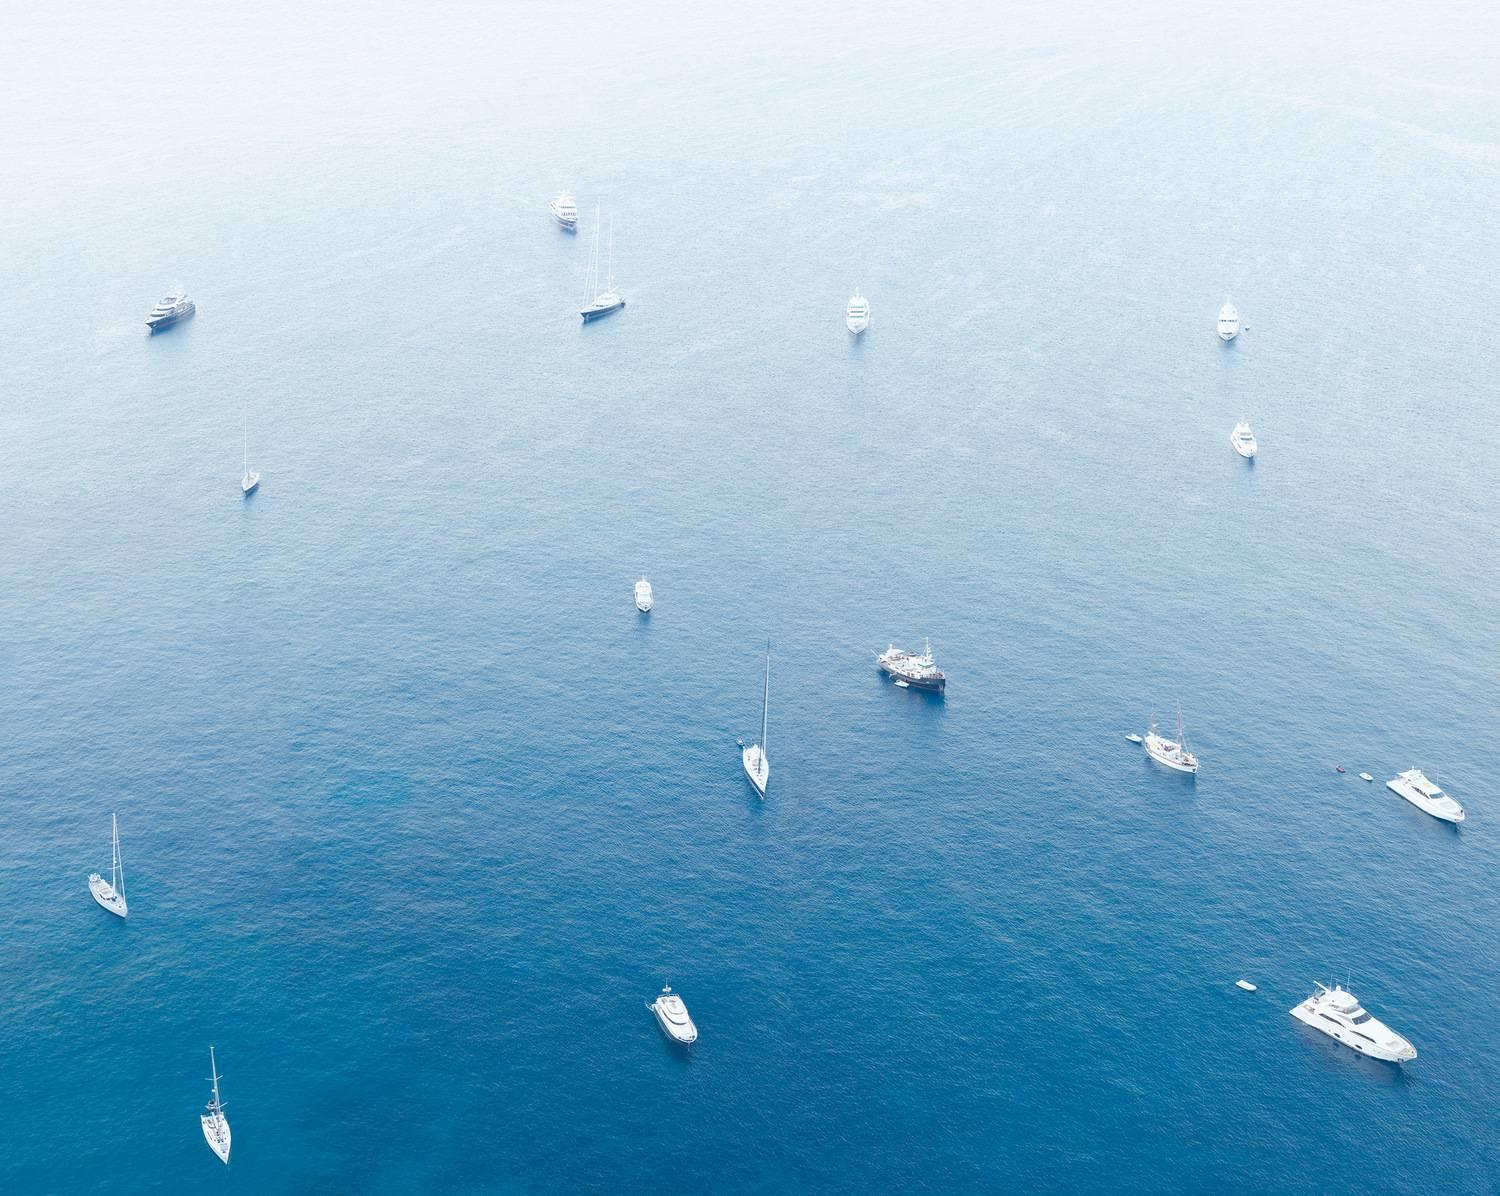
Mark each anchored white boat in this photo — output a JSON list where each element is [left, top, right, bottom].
[[1217, 300, 1239, 341], [650, 983, 698, 1044], [634, 578, 653, 612], [88, 813, 128, 918], [580, 204, 624, 321], [200, 1047, 232, 1163], [1144, 706, 1198, 775], [240, 421, 259, 496], [1386, 769, 1464, 823], [1290, 984, 1417, 1062], [1231, 420, 1257, 459], [742, 645, 769, 798], [549, 191, 578, 231], [846, 290, 870, 334]]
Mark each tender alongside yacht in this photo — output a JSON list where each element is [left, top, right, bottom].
[[1143, 706, 1198, 775], [876, 639, 945, 692], [549, 191, 579, 231], [742, 645, 770, 798], [200, 1047, 232, 1164], [1231, 420, 1257, 459], [1217, 300, 1239, 341], [1386, 769, 1464, 823], [146, 292, 195, 333], [1290, 984, 1417, 1063], [634, 578, 653, 613], [650, 984, 698, 1045], [88, 813, 128, 919], [846, 290, 870, 334], [580, 204, 624, 321]]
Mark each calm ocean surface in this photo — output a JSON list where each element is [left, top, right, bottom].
[[3, 2, 1500, 1191]]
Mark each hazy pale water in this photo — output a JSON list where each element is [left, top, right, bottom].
[[3, 2, 1500, 1191]]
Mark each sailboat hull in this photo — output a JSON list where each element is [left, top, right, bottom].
[[742, 745, 768, 797], [201, 1114, 231, 1164], [88, 874, 127, 917], [581, 299, 625, 321]]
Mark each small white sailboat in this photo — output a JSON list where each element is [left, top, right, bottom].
[[1143, 705, 1199, 775], [549, 191, 579, 231], [742, 644, 770, 797], [1231, 420, 1258, 459], [580, 204, 625, 321], [846, 289, 870, 334], [649, 983, 698, 1045], [240, 421, 259, 496], [88, 813, 128, 918], [200, 1047, 232, 1164], [1217, 300, 1240, 341], [634, 578, 653, 613]]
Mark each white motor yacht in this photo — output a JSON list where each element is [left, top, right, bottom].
[[200, 1047, 232, 1163], [550, 192, 579, 231], [1386, 769, 1464, 823], [146, 292, 195, 332], [742, 645, 770, 798], [88, 813, 128, 918], [634, 578, 653, 613], [1143, 706, 1198, 775], [846, 290, 870, 334], [650, 983, 698, 1044], [1290, 984, 1417, 1062], [1231, 420, 1257, 459], [1217, 301, 1239, 341]]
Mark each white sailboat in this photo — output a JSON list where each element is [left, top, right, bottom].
[[201, 1046, 232, 1164], [580, 204, 625, 321], [87, 813, 128, 918], [240, 420, 259, 496], [1143, 704, 1198, 775], [742, 644, 770, 797]]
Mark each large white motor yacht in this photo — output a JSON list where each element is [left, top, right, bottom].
[[550, 192, 578, 231], [1386, 769, 1464, 823], [1231, 420, 1257, 459], [650, 983, 698, 1044], [1143, 706, 1198, 775], [634, 578, 653, 613], [846, 290, 870, 334], [1217, 301, 1239, 341], [1290, 984, 1417, 1063]]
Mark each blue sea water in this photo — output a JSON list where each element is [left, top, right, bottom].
[[3, 2, 1500, 1191]]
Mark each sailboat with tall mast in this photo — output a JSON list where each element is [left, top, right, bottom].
[[1143, 703, 1199, 775], [201, 1046, 232, 1164], [88, 813, 128, 918], [742, 644, 770, 798], [240, 418, 259, 496], [580, 204, 625, 321]]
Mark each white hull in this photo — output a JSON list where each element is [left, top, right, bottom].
[[1144, 735, 1197, 774], [742, 744, 768, 797], [651, 991, 698, 1045], [634, 580, 653, 612], [241, 471, 259, 495], [847, 316, 869, 334], [201, 1113, 231, 1163], [88, 874, 127, 918], [1290, 991, 1416, 1063], [1231, 433, 1257, 459], [635, 598, 652, 612], [1386, 774, 1464, 823]]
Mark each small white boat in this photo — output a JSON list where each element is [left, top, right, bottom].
[[1125, 733, 1143, 744], [893, 679, 909, 688], [1217, 300, 1239, 341], [200, 1047, 232, 1163], [634, 578, 653, 613], [1290, 984, 1416, 1062], [580, 205, 625, 321], [650, 983, 698, 1045], [1236, 980, 1257, 992], [88, 813, 128, 918], [1231, 420, 1257, 459], [240, 422, 259, 496], [1359, 772, 1374, 782], [1143, 705, 1198, 775], [549, 191, 579, 231], [846, 290, 870, 334], [1386, 769, 1464, 823], [742, 644, 769, 798]]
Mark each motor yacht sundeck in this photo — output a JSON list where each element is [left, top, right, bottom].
[[1290, 984, 1417, 1062], [846, 290, 870, 334], [147, 292, 195, 333], [650, 984, 698, 1044], [88, 813, 128, 918], [1231, 420, 1257, 459], [634, 578, 653, 612], [1217, 301, 1239, 341], [550, 192, 579, 231], [1143, 706, 1198, 775], [1386, 769, 1464, 823]]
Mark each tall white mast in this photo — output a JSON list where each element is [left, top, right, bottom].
[[111, 813, 123, 896], [606, 215, 614, 293], [209, 1046, 223, 1110], [760, 643, 770, 753]]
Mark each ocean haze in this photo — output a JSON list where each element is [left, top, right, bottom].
[[2, 1, 1499, 1192]]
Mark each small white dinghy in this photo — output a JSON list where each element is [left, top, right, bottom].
[[650, 983, 698, 1045], [88, 813, 128, 918], [200, 1046, 232, 1164], [1359, 772, 1374, 782], [1236, 980, 1257, 992], [1125, 733, 1144, 744]]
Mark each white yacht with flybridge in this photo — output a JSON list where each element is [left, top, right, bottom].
[[88, 813, 128, 918], [634, 578, 653, 613], [1290, 984, 1417, 1062], [1143, 706, 1198, 774], [846, 290, 870, 334], [1231, 420, 1257, 459], [580, 204, 624, 321], [146, 292, 195, 332], [1217, 300, 1240, 341], [1386, 769, 1464, 823], [550, 192, 578, 231], [649, 983, 698, 1044], [201, 1047, 232, 1163], [742, 645, 769, 797]]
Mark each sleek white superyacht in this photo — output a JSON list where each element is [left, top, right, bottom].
[[1217, 301, 1239, 341], [549, 192, 579, 231], [1290, 984, 1417, 1062], [846, 290, 870, 334], [1386, 769, 1464, 823], [1231, 420, 1257, 459], [650, 983, 698, 1045], [634, 578, 653, 613]]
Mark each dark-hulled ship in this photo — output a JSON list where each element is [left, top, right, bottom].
[[146, 292, 195, 333], [876, 638, 946, 692]]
